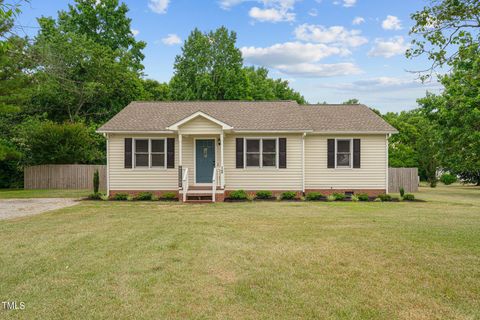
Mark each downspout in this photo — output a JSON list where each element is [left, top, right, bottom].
[[386, 133, 390, 194], [104, 133, 110, 197], [302, 132, 306, 194]]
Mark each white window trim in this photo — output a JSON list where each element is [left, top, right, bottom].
[[133, 138, 167, 169], [244, 137, 279, 169], [335, 138, 353, 169]]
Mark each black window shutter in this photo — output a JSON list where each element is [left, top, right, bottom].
[[279, 138, 287, 168], [353, 139, 361, 168], [167, 138, 175, 168], [327, 139, 335, 168], [124, 138, 132, 168], [236, 138, 244, 168]]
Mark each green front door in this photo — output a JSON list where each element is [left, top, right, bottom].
[[195, 139, 215, 183]]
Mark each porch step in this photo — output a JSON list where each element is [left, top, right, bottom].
[[185, 195, 213, 203]]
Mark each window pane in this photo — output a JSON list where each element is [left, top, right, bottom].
[[135, 154, 148, 167], [151, 139, 164, 153], [151, 153, 165, 167], [135, 140, 148, 153], [337, 153, 350, 167], [263, 139, 276, 153], [337, 140, 350, 153], [263, 154, 276, 167], [246, 153, 260, 166], [246, 140, 260, 152]]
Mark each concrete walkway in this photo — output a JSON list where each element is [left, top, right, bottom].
[[0, 198, 79, 220]]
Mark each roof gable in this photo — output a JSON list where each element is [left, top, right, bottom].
[[167, 111, 233, 130]]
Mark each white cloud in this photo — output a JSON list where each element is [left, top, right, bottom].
[[218, 0, 245, 10], [241, 42, 359, 77], [148, 0, 170, 14], [249, 6, 295, 22], [294, 24, 368, 47], [308, 8, 318, 16], [161, 34, 182, 46], [352, 16, 365, 25], [131, 29, 140, 36], [275, 62, 361, 77], [382, 15, 402, 30], [342, 0, 356, 7], [317, 76, 441, 92], [368, 36, 409, 58]]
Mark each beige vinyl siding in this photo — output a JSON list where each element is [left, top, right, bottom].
[[178, 116, 222, 135], [108, 134, 178, 190], [224, 134, 303, 191], [305, 134, 387, 189]]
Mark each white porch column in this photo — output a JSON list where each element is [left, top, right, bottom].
[[179, 133, 183, 166], [220, 132, 224, 188]]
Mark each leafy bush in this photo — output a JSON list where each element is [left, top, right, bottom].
[[332, 193, 345, 201], [281, 191, 296, 200], [229, 190, 248, 200], [88, 192, 103, 200], [114, 193, 128, 201], [403, 193, 415, 201], [373, 197, 382, 202], [93, 169, 99, 194], [256, 190, 273, 199], [351, 195, 359, 202], [161, 192, 177, 200], [378, 194, 392, 202], [305, 192, 323, 201], [399, 187, 405, 197], [357, 193, 369, 201], [135, 192, 153, 201], [440, 173, 457, 185], [100, 194, 109, 201], [326, 195, 336, 202]]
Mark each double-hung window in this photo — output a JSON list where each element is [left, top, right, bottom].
[[245, 138, 277, 168], [336, 139, 352, 168], [134, 139, 166, 168]]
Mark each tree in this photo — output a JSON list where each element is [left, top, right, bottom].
[[142, 79, 171, 101], [53, 0, 146, 71], [170, 27, 246, 100], [419, 46, 480, 185], [342, 98, 360, 104], [407, 0, 480, 79]]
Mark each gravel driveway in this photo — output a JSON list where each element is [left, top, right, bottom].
[[0, 198, 79, 220]]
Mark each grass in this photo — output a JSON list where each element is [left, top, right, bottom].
[[0, 185, 479, 319], [0, 189, 92, 199]]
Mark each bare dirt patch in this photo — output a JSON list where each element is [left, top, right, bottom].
[[0, 198, 79, 220]]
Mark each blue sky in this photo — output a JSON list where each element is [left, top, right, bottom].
[[16, 0, 442, 112]]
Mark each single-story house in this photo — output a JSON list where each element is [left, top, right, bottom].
[[97, 101, 398, 202]]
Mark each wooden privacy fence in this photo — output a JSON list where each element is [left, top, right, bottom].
[[24, 165, 106, 190], [389, 168, 419, 193]]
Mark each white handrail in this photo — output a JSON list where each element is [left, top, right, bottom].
[[182, 168, 189, 202], [212, 167, 217, 202], [220, 166, 225, 189]]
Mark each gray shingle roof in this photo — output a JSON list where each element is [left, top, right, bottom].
[[98, 101, 397, 133]]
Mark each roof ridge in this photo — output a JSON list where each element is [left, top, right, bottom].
[[130, 100, 298, 103]]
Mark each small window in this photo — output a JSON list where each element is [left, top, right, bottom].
[[262, 139, 276, 167], [336, 139, 351, 168], [246, 139, 260, 167], [135, 139, 149, 167], [151, 139, 165, 167]]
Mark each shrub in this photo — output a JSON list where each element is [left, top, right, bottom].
[[114, 193, 128, 201], [440, 173, 457, 185], [357, 193, 369, 201], [151, 194, 159, 201], [100, 194, 109, 201], [88, 192, 103, 200], [93, 169, 99, 194], [281, 191, 296, 200], [403, 193, 415, 201], [351, 195, 359, 202], [135, 192, 153, 201], [306, 192, 323, 201], [378, 194, 392, 202], [161, 192, 177, 200], [333, 193, 345, 201], [127, 195, 134, 201], [373, 197, 382, 202], [399, 187, 405, 197], [256, 190, 273, 199], [229, 190, 247, 200], [326, 195, 336, 202]]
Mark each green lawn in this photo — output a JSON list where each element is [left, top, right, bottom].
[[0, 185, 479, 319], [0, 189, 91, 199]]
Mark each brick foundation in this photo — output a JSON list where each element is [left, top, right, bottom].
[[109, 190, 179, 199], [304, 189, 386, 197]]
